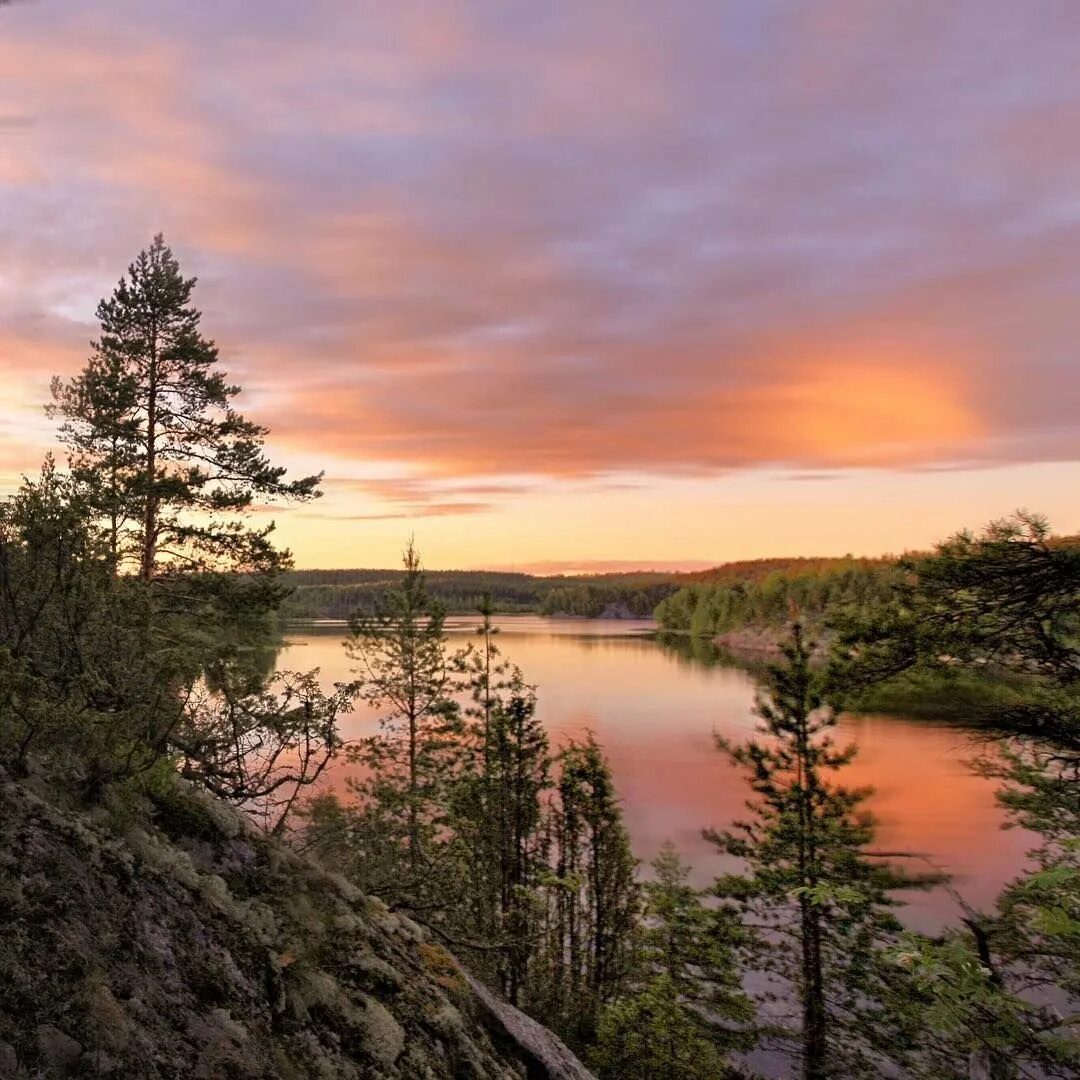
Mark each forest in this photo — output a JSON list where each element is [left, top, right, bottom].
[[279, 568, 681, 620], [1, 238, 1077, 1079], [655, 559, 901, 638], [280, 558, 912, 625]]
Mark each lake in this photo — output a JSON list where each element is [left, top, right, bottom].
[[276, 614, 1032, 935]]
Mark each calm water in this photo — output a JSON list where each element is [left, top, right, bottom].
[[276, 615, 1032, 935]]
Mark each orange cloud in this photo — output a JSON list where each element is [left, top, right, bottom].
[[263, 331, 986, 488], [732, 349, 984, 467]]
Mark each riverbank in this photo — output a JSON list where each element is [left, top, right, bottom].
[[658, 625, 1033, 726], [849, 665, 1031, 722], [713, 625, 830, 656]]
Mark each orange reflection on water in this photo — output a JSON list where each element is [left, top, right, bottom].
[[279, 618, 1032, 934]]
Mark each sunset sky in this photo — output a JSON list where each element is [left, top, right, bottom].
[[2, 1, 1080, 570]]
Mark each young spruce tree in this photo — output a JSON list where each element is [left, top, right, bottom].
[[343, 541, 462, 911], [450, 603, 552, 1003], [710, 624, 923, 1080], [591, 842, 752, 1079]]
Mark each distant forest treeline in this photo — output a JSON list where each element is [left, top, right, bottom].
[[279, 568, 686, 620], [279, 557, 906, 623]]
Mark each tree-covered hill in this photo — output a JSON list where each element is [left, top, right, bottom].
[[683, 554, 898, 585], [655, 558, 901, 638]]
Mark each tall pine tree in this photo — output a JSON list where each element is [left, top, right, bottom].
[[50, 235, 320, 583]]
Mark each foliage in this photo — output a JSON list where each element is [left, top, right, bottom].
[[302, 573, 641, 1056], [280, 567, 681, 620], [533, 735, 640, 1047], [340, 541, 463, 908], [172, 667, 352, 834], [896, 513, 1079, 683], [283, 559, 910, 625], [639, 843, 751, 1024], [880, 740, 1080, 1079], [834, 512, 1080, 1076], [448, 604, 552, 1003], [847, 663, 1031, 721], [710, 625, 930, 1079], [590, 843, 752, 1078], [538, 582, 674, 618], [0, 462, 189, 792], [282, 571, 542, 619], [590, 975, 734, 1080], [836, 513, 1080, 734], [656, 559, 899, 637], [0, 239, 343, 828], [49, 234, 320, 585]]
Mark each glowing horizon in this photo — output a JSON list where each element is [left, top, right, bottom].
[[3, 2, 1080, 570]]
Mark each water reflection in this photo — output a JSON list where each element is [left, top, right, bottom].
[[276, 616, 1031, 934]]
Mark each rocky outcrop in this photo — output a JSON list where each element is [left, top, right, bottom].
[[713, 625, 833, 658], [0, 773, 592, 1079], [459, 972, 594, 1080]]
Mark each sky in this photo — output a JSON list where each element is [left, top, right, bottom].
[[2, 1, 1080, 571]]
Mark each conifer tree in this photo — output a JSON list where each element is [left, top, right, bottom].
[[710, 624, 924, 1080], [0, 460, 337, 804], [48, 351, 140, 572], [344, 541, 462, 908], [537, 735, 640, 1047], [457, 597, 513, 746], [450, 607, 552, 1002], [591, 976, 730, 1080], [837, 513, 1080, 1077], [49, 234, 320, 583], [590, 842, 752, 1079], [885, 738, 1080, 1079], [0, 460, 165, 782]]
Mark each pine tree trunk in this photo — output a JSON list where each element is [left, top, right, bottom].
[[408, 704, 419, 875], [797, 702, 828, 1080], [108, 436, 120, 576], [801, 895, 828, 1080], [140, 330, 158, 582]]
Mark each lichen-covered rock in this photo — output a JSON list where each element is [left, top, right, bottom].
[[0, 774, 592, 1079]]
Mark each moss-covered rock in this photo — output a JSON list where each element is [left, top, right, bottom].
[[0, 773, 592, 1079]]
